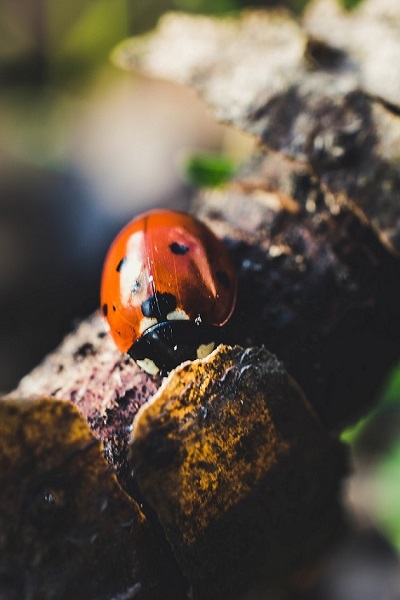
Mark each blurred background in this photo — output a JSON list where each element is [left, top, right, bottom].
[[2, 1, 400, 598], [0, 0, 263, 393], [0, 0, 349, 390], [0, 0, 313, 395]]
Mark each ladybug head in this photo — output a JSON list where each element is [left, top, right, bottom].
[[128, 319, 219, 376]]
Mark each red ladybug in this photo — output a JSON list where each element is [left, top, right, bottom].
[[100, 209, 237, 375]]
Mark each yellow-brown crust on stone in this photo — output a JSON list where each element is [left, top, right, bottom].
[[0, 396, 187, 600], [130, 345, 346, 599]]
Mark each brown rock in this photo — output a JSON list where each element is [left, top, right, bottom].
[[129, 345, 346, 599], [12, 313, 162, 490], [0, 396, 188, 600]]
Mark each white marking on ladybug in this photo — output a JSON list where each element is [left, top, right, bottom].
[[120, 237, 145, 304], [166, 309, 190, 321], [136, 358, 160, 375], [196, 341, 215, 359], [139, 317, 158, 334]]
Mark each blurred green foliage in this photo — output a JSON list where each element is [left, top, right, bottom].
[[53, 0, 129, 79], [379, 367, 400, 410], [340, 363, 400, 552], [339, 0, 363, 8], [342, 365, 400, 445], [340, 415, 369, 445], [374, 440, 400, 550], [184, 153, 237, 187], [173, 0, 240, 14], [0, 0, 364, 89], [172, 0, 312, 15]]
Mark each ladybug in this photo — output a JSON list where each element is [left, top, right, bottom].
[[100, 209, 237, 375]]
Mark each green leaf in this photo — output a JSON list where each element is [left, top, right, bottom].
[[184, 153, 237, 187]]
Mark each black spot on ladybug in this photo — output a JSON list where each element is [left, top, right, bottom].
[[116, 330, 122, 336], [102, 303, 108, 317], [169, 242, 189, 255], [216, 270, 230, 289], [116, 257, 127, 272], [113, 305, 116, 312], [141, 292, 177, 320]]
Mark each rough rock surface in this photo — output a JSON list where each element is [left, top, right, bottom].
[[130, 345, 346, 599]]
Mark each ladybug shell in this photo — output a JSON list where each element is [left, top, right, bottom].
[[100, 210, 236, 356]]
